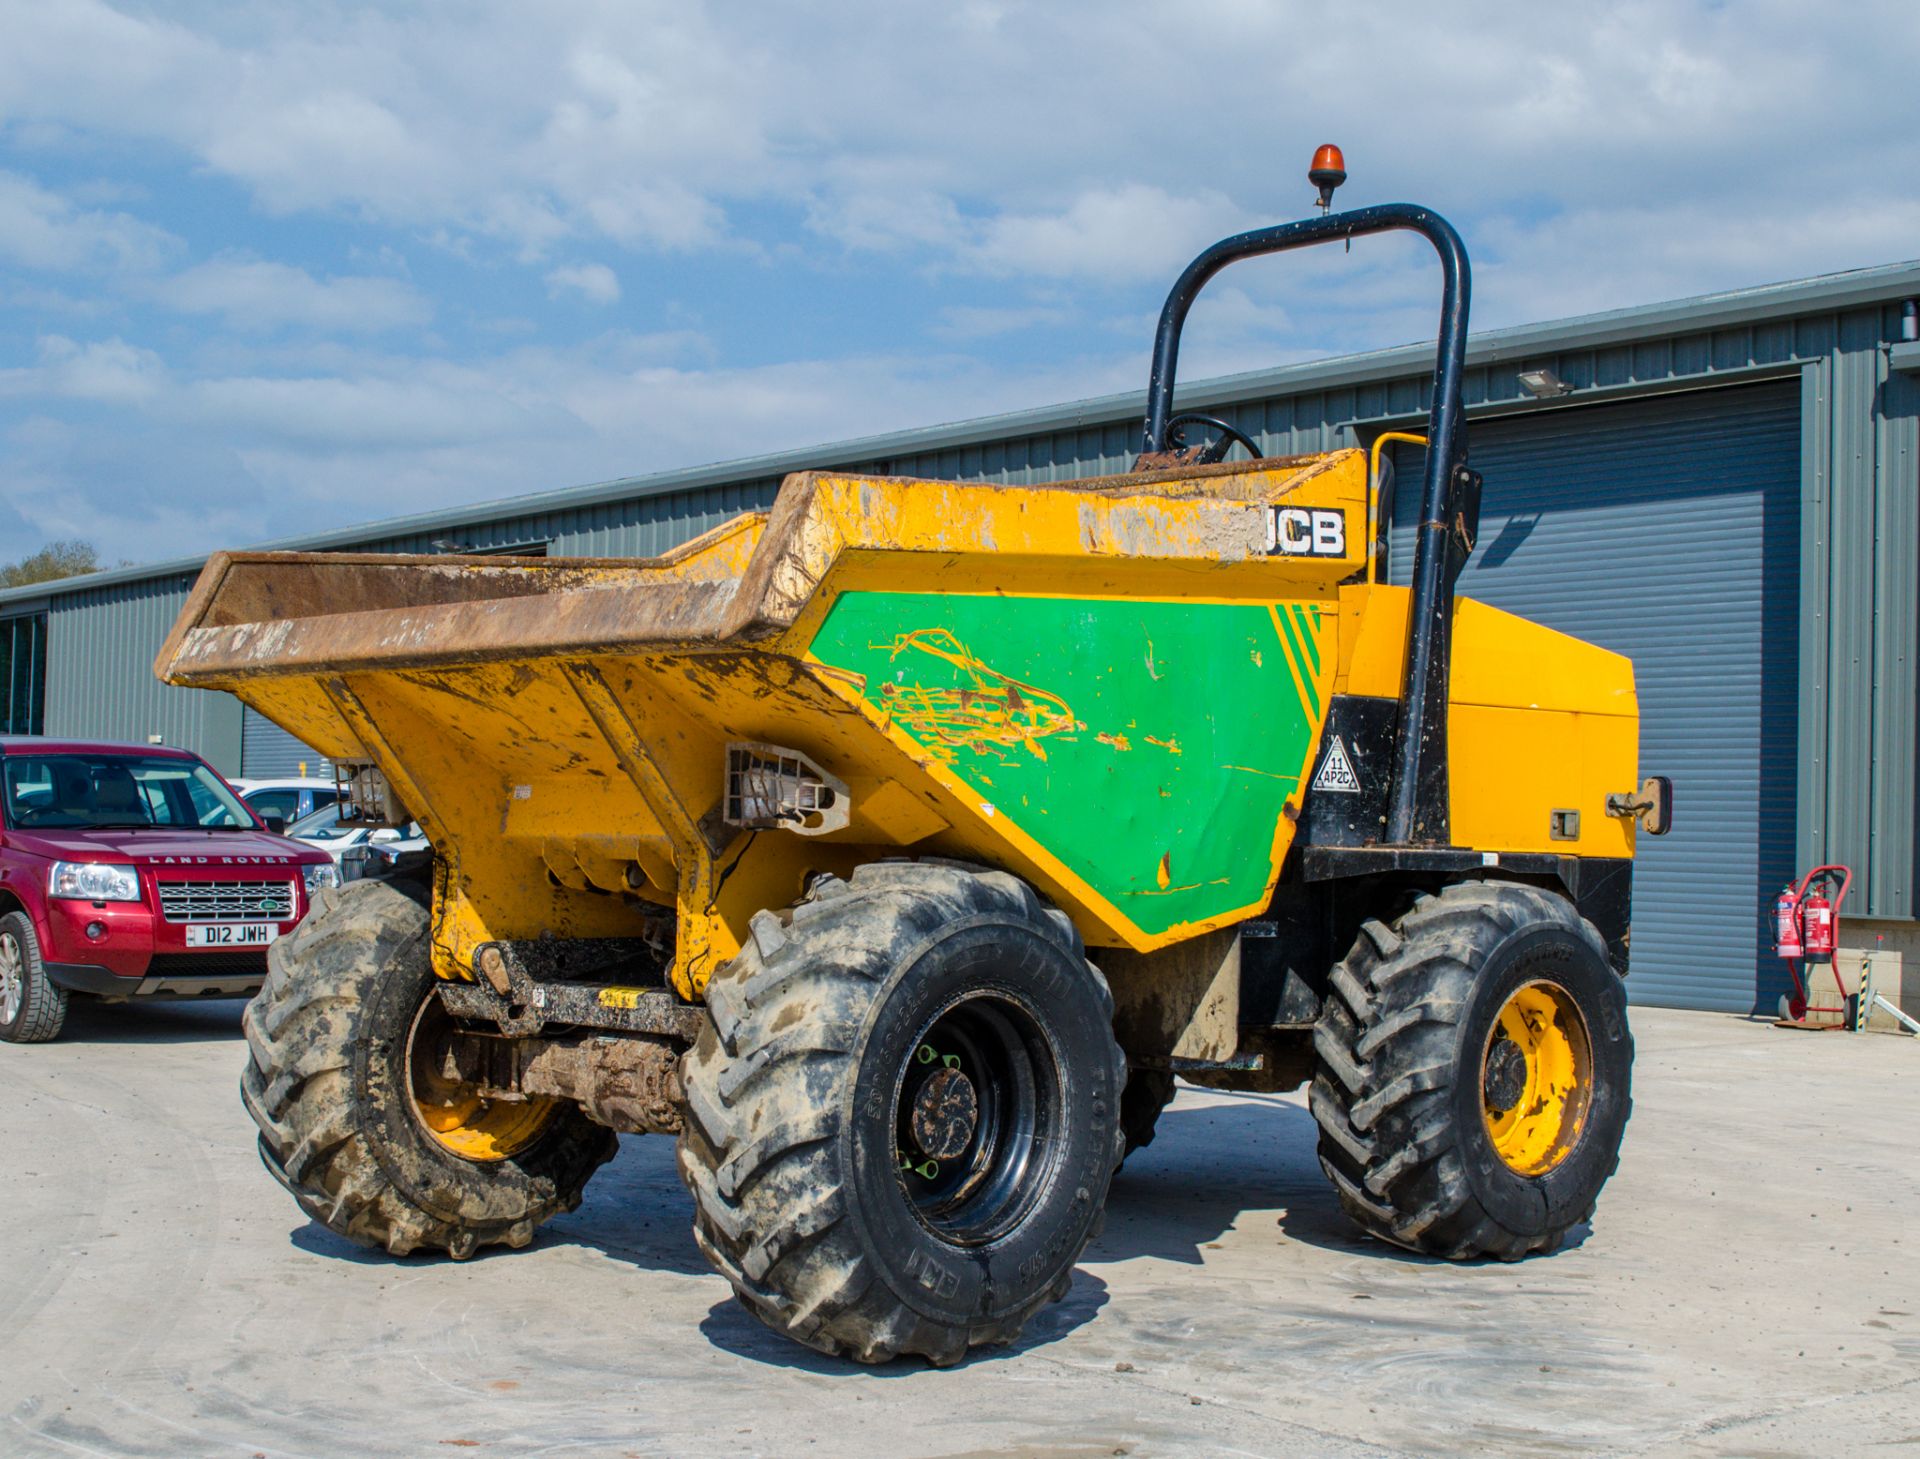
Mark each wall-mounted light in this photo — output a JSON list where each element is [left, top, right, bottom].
[[1902, 299, 1918, 343], [1517, 367, 1572, 400]]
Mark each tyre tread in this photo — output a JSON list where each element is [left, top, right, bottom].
[[679, 860, 1124, 1364], [1309, 879, 1631, 1261], [239, 879, 615, 1260]]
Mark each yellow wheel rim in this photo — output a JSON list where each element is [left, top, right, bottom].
[[406, 993, 558, 1162], [1480, 980, 1592, 1177]]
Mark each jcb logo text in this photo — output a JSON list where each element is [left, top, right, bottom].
[[1268, 507, 1347, 558]]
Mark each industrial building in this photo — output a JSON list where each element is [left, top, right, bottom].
[[3, 261, 1915, 1016]]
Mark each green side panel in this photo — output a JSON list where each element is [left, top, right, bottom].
[[810, 592, 1323, 937]]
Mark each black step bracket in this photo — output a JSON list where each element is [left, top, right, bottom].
[[438, 978, 702, 1042], [439, 939, 700, 1042]]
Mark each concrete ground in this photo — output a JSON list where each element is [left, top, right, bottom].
[[2, 1003, 1915, 1459]]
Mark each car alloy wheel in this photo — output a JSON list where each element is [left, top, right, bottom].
[[0, 931, 23, 1026]]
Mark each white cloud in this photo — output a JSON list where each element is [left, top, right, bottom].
[[0, 335, 165, 403], [0, 0, 1913, 299], [154, 256, 430, 333], [0, 325, 1141, 563], [931, 303, 1070, 342], [805, 187, 966, 255], [4, 0, 1920, 569], [0, 169, 178, 274], [545, 263, 621, 304], [964, 184, 1250, 285]]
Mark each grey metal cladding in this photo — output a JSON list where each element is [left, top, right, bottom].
[[44, 573, 243, 775], [1390, 383, 1802, 1014], [240, 707, 329, 780]]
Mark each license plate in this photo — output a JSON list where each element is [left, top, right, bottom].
[[185, 923, 280, 948]]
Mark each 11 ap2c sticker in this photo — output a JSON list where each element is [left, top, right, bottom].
[[1268, 506, 1347, 558]]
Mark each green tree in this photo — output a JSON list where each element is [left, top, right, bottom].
[[0, 539, 103, 588]]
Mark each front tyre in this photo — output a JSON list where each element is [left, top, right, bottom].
[[240, 879, 615, 1257], [1310, 881, 1632, 1260], [678, 862, 1125, 1365], [0, 911, 67, 1044]]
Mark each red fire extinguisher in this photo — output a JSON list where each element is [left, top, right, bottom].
[[1773, 885, 1803, 961], [1773, 865, 1852, 1026], [1801, 886, 1835, 963]]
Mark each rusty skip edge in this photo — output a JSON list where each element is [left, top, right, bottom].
[[152, 470, 830, 684], [154, 457, 1356, 687], [151, 500, 784, 685]]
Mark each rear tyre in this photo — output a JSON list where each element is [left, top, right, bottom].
[[240, 879, 615, 1257], [0, 912, 66, 1044], [1309, 881, 1632, 1260], [1119, 1069, 1176, 1158], [678, 861, 1125, 1365]]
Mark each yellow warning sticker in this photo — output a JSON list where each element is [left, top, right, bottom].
[[597, 987, 647, 1010]]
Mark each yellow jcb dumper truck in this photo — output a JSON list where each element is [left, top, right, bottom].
[[159, 155, 1669, 1365]]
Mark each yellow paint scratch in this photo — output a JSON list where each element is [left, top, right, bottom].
[[874, 626, 1077, 765], [1096, 731, 1133, 751], [1127, 876, 1233, 897], [1145, 735, 1182, 755], [1220, 763, 1299, 783]]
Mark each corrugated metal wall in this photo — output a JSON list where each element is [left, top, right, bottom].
[[240, 707, 330, 780], [1797, 321, 1919, 917], [352, 480, 785, 560], [43, 573, 243, 775], [1390, 384, 1802, 1012]]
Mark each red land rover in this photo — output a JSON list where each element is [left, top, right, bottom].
[[0, 737, 338, 1042]]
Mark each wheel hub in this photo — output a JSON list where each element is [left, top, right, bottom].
[[891, 995, 1059, 1246], [406, 990, 558, 1162], [0, 933, 22, 1026], [1482, 1035, 1528, 1114], [909, 1065, 978, 1162], [1479, 979, 1594, 1177]]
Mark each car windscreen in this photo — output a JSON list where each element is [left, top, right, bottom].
[[288, 802, 355, 840], [2, 754, 255, 830]]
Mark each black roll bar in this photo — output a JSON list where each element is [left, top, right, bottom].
[[1140, 202, 1472, 846]]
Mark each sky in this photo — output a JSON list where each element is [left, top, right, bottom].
[[2, 0, 1917, 568]]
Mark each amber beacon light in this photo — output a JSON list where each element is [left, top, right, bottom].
[[1308, 143, 1347, 210]]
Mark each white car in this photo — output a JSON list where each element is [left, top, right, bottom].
[[285, 802, 419, 869], [343, 824, 431, 883], [230, 777, 338, 828]]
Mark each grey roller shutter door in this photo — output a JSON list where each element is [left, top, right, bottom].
[[1390, 381, 1800, 1013], [240, 706, 331, 780]]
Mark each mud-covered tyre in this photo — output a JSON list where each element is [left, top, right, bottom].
[[240, 878, 616, 1257], [678, 861, 1126, 1365], [1119, 1069, 1176, 1158], [1309, 880, 1632, 1260], [0, 911, 67, 1044]]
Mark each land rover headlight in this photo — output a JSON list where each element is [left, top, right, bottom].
[[49, 861, 141, 902], [302, 862, 341, 892]]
